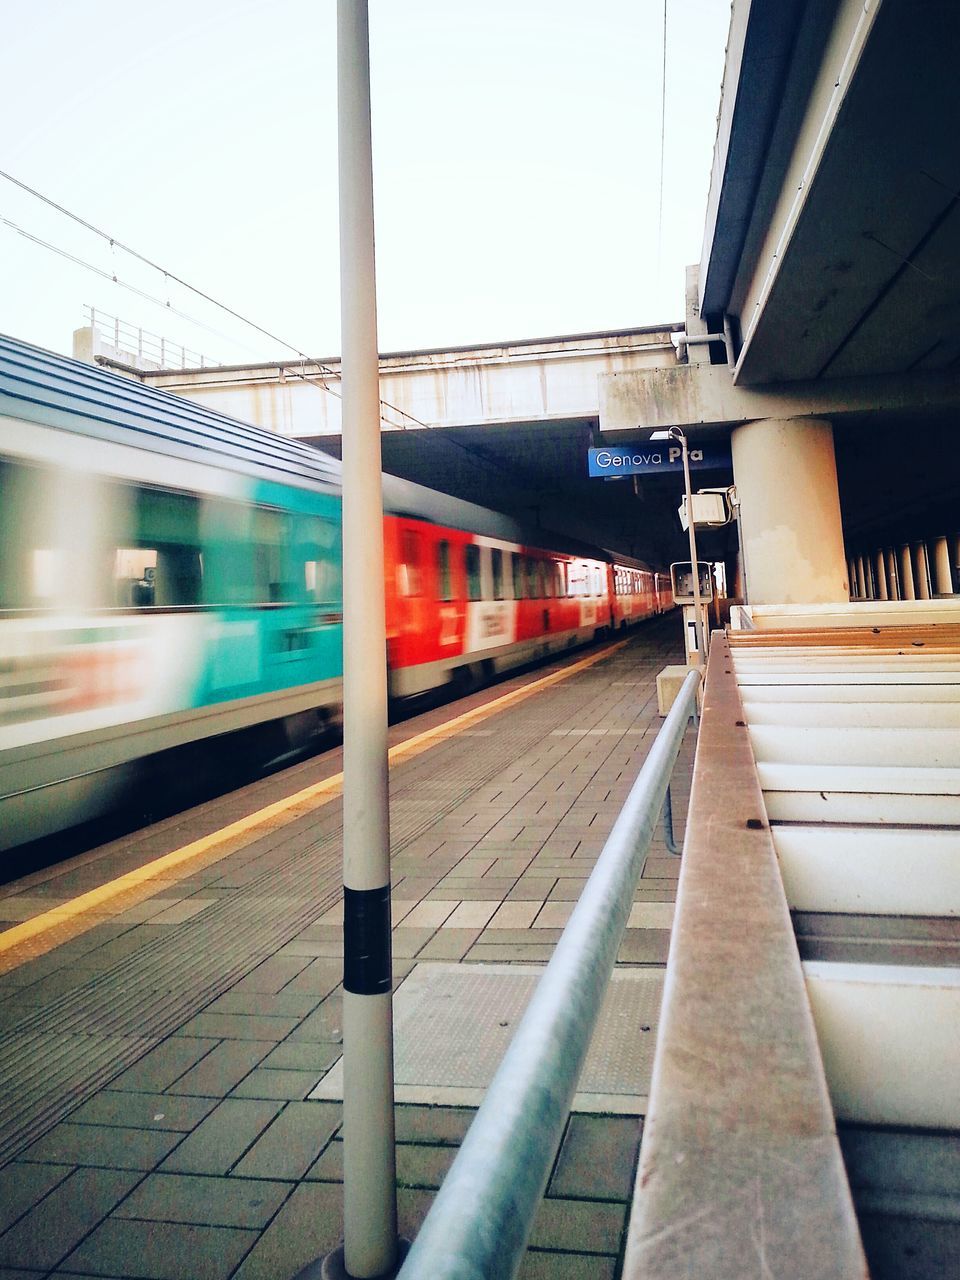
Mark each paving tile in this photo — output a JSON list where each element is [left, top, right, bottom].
[[286, 993, 343, 1043], [441, 901, 500, 928], [395, 1105, 475, 1145], [109, 1038, 220, 1092], [278, 957, 342, 997], [292, 920, 343, 943], [529, 1192, 627, 1254], [67, 1091, 218, 1132], [518, 1249, 617, 1279], [115, 1172, 290, 1227], [397, 1186, 436, 1241], [507, 881, 557, 901], [476, 928, 561, 946], [230, 1068, 319, 1100], [0, 1161, 72, 1233], [391, 878, 441, 899], [396, 1143, 458, 1189], [548, 1114, 641, 1201], [149, 898, 217, 925], [641, 857, 681, 880], [205, 991, 319, 1018], [70, 928, 168, 970], [305, 1139, 342, 1181], [465, 943, 556, 963], [174, 1012, 301, 1041], [617, 930, 671, 964], [160, 1099, 284, 1175], [391, 927, 437, 959], [231, 1181, 343, 1280], [277, 939, 339, 958], [233, 1101, 341, 1180], [627, 901, 675, 929], [547, 882, 589, 902], [534, 902, 574, 928], [20, 1122, 182, 1170], [488, 901, 540, 928], [165, 1040, 275, 1096], [62, 1218, 256, 1280], [0, 1167, 141, 1271], [398, 901, 457, 929], [433, 885, 514, 901], [415, 928, 482, 961], [258, 1041, 342, 1072]]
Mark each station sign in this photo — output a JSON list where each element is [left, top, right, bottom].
[[588, 441, 731, 478]]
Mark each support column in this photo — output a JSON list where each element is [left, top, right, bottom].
[[730, 417, 849, 605]]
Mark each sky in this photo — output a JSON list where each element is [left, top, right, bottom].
[[0, 1, 730, 367]]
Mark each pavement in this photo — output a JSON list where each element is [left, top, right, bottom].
[[0, 616, 692, 1280]]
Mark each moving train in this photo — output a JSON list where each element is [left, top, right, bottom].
[[0, 334, 672, 850]]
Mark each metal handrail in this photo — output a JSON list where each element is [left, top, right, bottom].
[[397, 669, 700, 1280]]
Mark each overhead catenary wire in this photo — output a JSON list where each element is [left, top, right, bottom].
[[0, 167, 428, 433]]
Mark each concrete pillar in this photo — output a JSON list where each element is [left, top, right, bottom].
[[885, 548, 900, 600], [899, 544, 916, 600], [874, 550, 888, 601], [912, 542, 931, 599], [730, 417, 849, 605], [932, 537, 953, 596], [856, 556, 868, 600]]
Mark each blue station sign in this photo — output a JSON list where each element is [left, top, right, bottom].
[[588, 441, 731, 478]]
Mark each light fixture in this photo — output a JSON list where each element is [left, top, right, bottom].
[[651, 427, 705, 662]]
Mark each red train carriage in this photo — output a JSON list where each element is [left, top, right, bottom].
[[382, 495, 671, 698]]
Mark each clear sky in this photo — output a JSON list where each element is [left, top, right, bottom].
[[0, 1, 730, 365]]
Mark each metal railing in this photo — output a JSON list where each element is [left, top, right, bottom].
[[84, 306, 219, 371], [396, 669, 700, 1280]]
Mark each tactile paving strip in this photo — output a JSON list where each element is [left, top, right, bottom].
[[312, 962, 664, 1114]]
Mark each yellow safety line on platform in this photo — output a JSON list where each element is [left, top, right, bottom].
[[0, 637, 629, 959]]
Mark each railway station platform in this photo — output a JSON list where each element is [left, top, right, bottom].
[[0, 615, 692, 1280]]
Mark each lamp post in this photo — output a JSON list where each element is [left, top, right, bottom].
[[652, 427, 706, 664]]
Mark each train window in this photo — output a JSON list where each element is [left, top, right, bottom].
[[512, 552, 524, 599], [200, 497, 255, 604], [491, 548, 504, 600], [555, 563, 566, 597], [437, 540, 452, 601], [399, 528, 424, 597], [539, 561, 552, 598], [0, 459, 46, 608], [117, 486, 202, 608], [253, 506, 297, 604], [567, 561, 587, 596], [465, 544, 482, 602], [303, 515, 340, 605]]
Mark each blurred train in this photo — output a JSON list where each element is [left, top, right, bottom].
[[0, 334, 673, 850]]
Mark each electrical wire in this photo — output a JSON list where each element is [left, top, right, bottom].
[[0, 214, 246, 350], [0, 167, 428, 433]]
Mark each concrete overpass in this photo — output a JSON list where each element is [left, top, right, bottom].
[[79, 323, 718, 566], [602, 0, 960, 606]]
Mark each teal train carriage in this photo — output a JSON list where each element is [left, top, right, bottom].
[[0, 334, 345, 850], [0, 334, 672, 852]]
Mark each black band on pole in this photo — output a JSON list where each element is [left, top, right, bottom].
[[343, 884, 393, 995]]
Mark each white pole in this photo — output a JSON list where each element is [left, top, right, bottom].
[[337, 3, 398, 1277], [680, 432, 706, 662]]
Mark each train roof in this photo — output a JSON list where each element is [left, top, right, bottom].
[[0, 333, 644, 566], [0, 332, 343, 491]]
